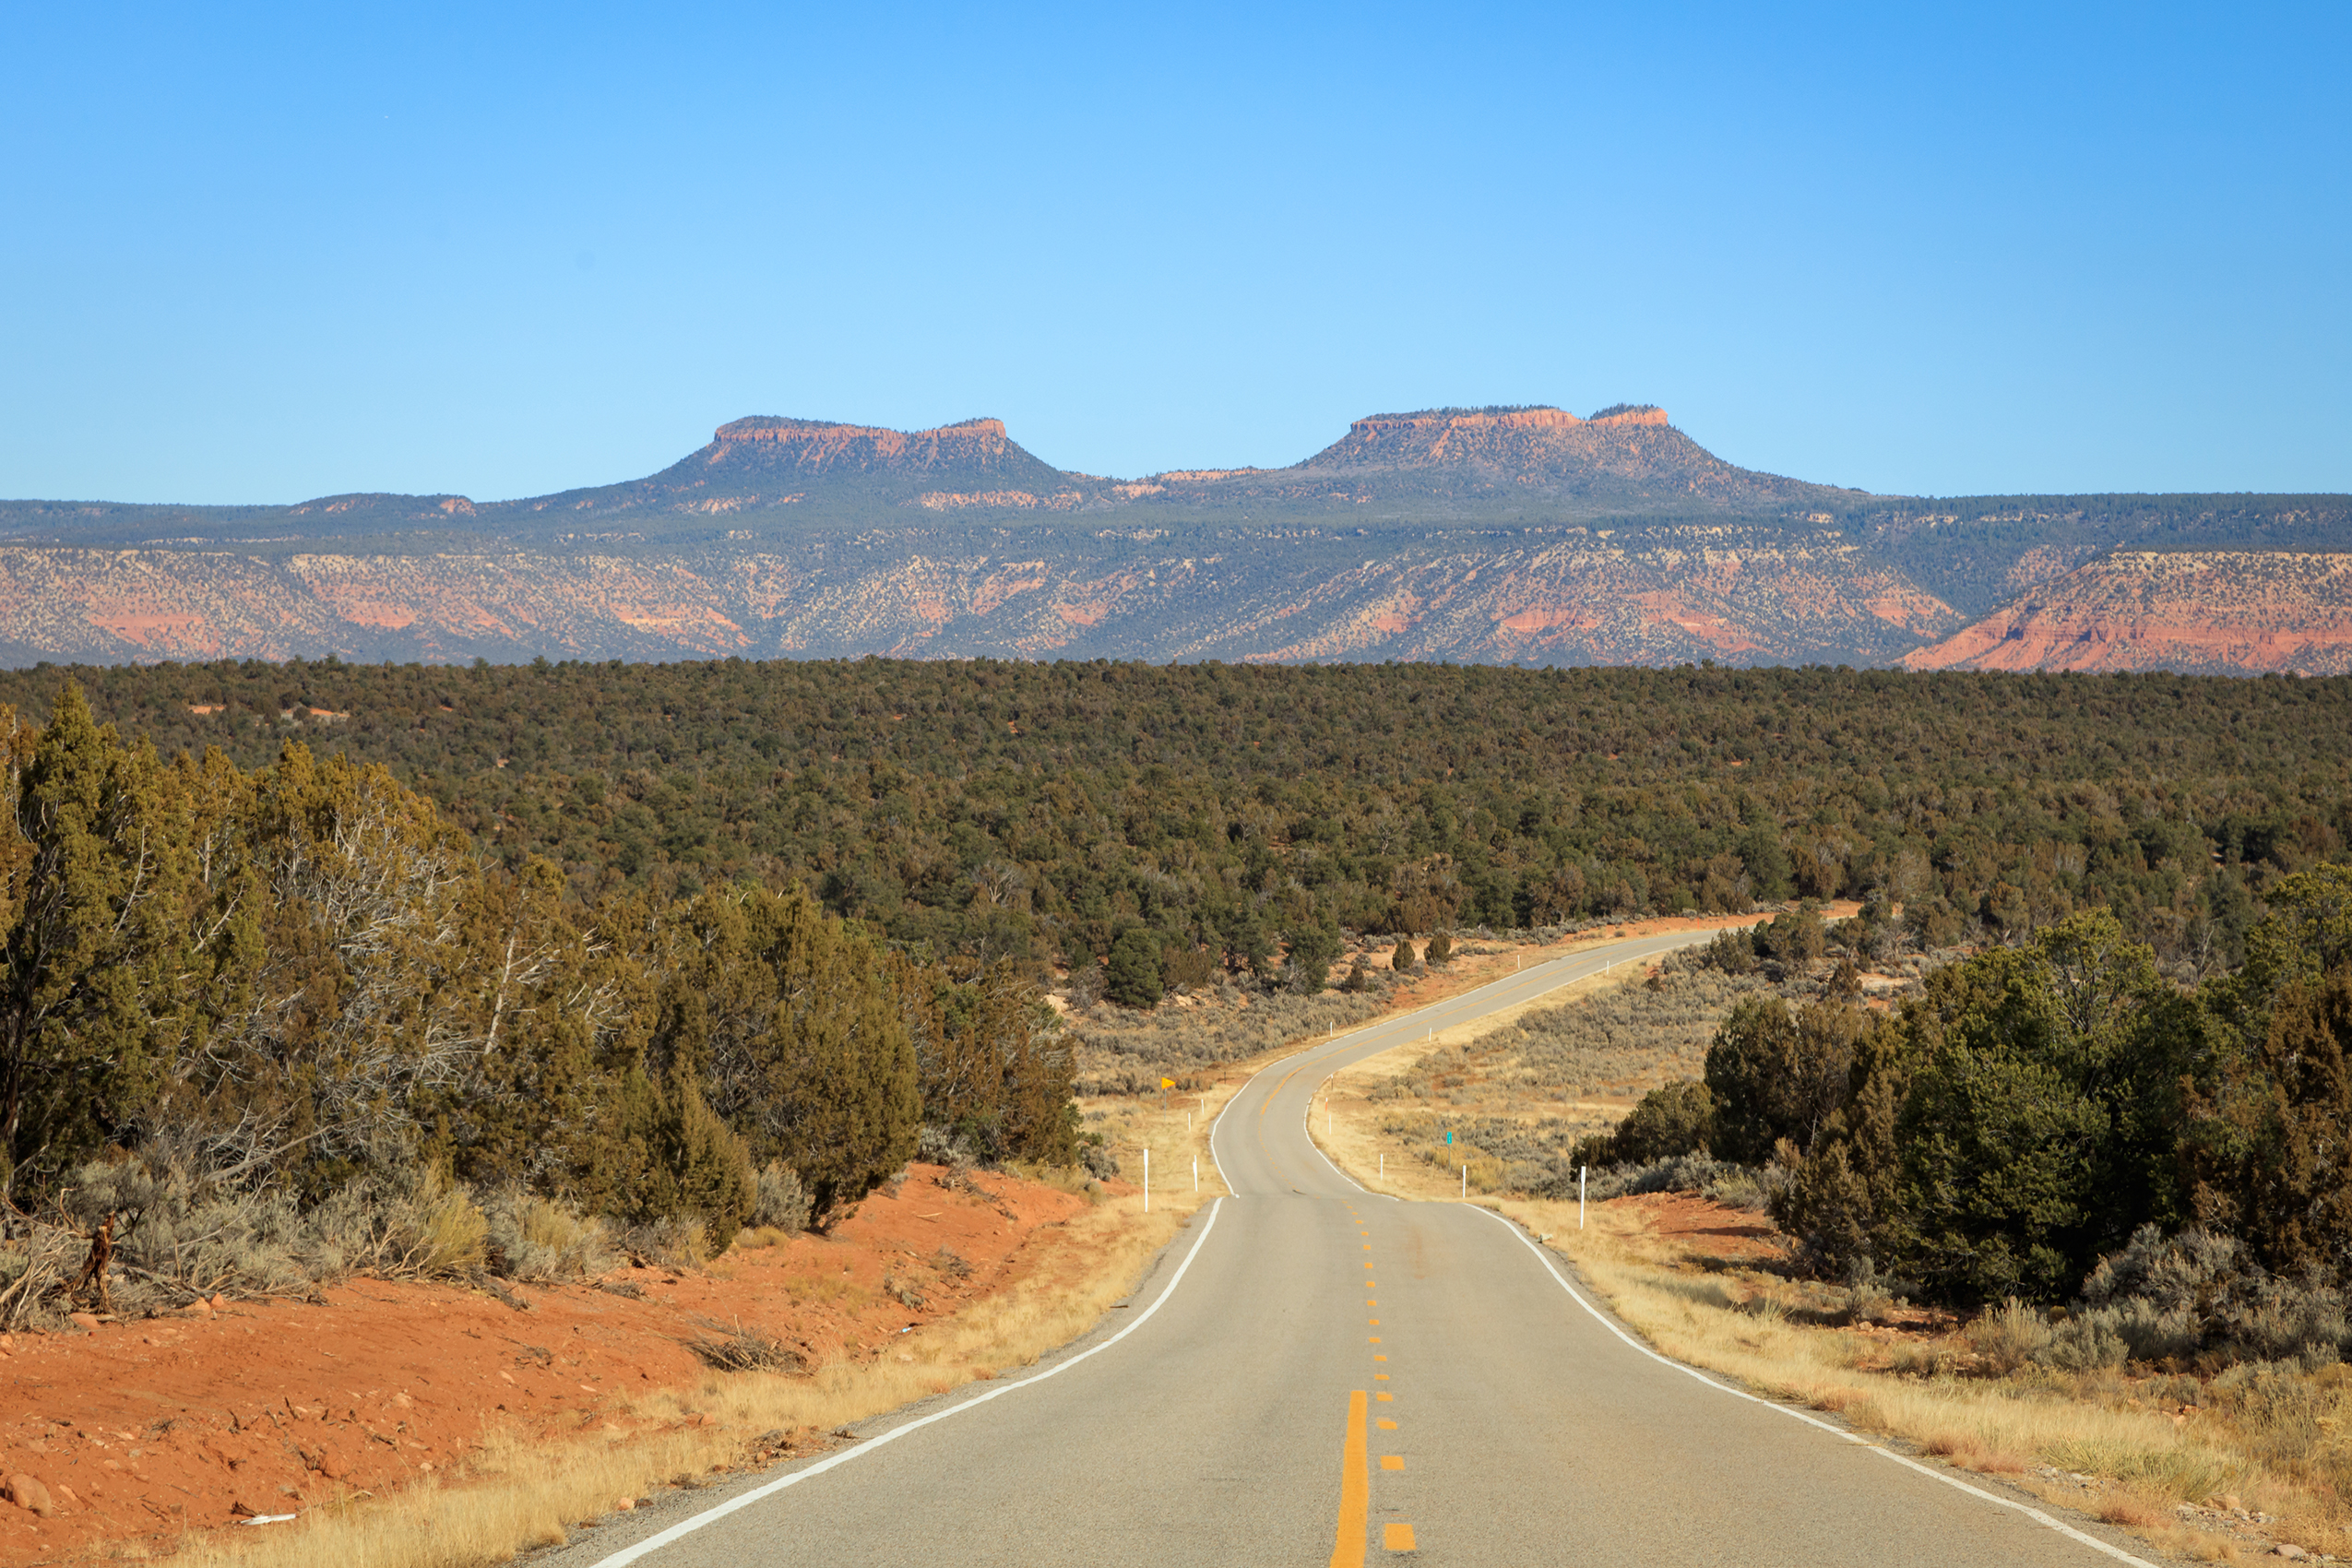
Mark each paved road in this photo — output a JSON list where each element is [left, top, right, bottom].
[[570, 932, 2162, 1567]]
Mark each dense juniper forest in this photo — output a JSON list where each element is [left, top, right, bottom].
[[3, 655, 2351, 1348]]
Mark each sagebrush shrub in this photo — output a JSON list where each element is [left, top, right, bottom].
[[2038, 1313, 2129, 1371], [750, 1162, 812, 1233], [484, 1190, 615, 1281], [1965, 1298, 2052, 1374]]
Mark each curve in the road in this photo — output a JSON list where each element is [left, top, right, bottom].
[[574, 928, 2168, 1568]]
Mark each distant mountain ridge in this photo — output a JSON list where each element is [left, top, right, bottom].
[[0, 405, 2346, 673], [1903, 552, 2352, 676]]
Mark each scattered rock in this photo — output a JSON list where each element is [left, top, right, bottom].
[[2276, 1547, 2308, 1561], [616, 1496, 636, 1512], [66, 1313, 101, 1332], [230, 1497, 262, 1518], [3, 1474, 54, 1516], [51, 1484, 79, 1510]]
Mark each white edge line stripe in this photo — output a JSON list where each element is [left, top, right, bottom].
[[1305, 1077, 1369, 1194], [587, 1197, 1228, 1567], [1208, 1081, 1231, 1191], [1465, 1206, 2161, 1568]]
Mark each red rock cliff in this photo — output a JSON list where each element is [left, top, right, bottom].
[[705, 417, 1015, 475]]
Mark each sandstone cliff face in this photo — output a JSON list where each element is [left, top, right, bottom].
[[4, 406, 2343, 674], [0, 528, 1966, 669], [1902, 552, 2352, 676], [707, 416, 1016, 475]]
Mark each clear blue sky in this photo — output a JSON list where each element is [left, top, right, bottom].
[[3, 2, 2346, 505]]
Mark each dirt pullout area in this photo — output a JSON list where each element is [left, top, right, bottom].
[[0, 1165, 1086, 1564], [1603, 1192, 1786, 1266]]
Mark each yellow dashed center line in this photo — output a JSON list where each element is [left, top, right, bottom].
[[1381, 1455, 1405, 1471], [1377, 1418, 1398, 1430], [1329, 1390, 1368, 1568], [1376, 1392, 1394, 1402], [1384, 1523, 1418, 1551]]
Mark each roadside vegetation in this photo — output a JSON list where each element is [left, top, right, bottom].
[[0, 685, 1077, 1332], [6, 656, 2352, 1560], [1327, 867, 2352, 1559]]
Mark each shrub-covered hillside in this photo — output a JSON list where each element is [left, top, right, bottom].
[[0, 686, 1075, 1324], [5, 659, 2348, 999]]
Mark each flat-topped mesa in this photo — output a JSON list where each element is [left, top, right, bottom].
[[702, 416, 1023, 477], [1346, 404, 1669, 437], [717, 416, 1009, 445], [1300, 402, 1684, 477]]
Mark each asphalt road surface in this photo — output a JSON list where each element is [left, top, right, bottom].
[[567, 931, 2164, 1567]]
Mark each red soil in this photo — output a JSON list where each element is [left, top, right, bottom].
[[0, 1165, 1085, 1562], [1607, 1191, 1788, 1265]]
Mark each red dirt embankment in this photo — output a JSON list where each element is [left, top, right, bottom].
[[0, 1165, 1085, 1563]]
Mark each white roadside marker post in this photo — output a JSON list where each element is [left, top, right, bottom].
[[1579, 1165, 1586, 1229], [1379, 1152, 1384, 1180], [1144, 1147, 1150, 1214], [1461, 1164, 1467, 1200], [1193, 1157, 1198, 1194]]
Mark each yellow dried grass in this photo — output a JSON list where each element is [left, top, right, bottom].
[[171, 1187, 1203, 1568]]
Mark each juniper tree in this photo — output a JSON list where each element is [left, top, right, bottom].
[[1287, 923, 1341, 992], [1703, 996, 1865, 1164], [896, 953, 1076, 1165], [1104, 928, 1164, 1010], [0, 684, 191, 1205], [653, 886, 918, 1229]]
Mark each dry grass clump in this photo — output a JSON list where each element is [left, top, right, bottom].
[[731, 1225, 798, 1251], [1963, 1298, 2051, 1375], [684, 1317, 807, 1374], [483, 1190, 616, 1282], [170, 1191, 1206, 1568]]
